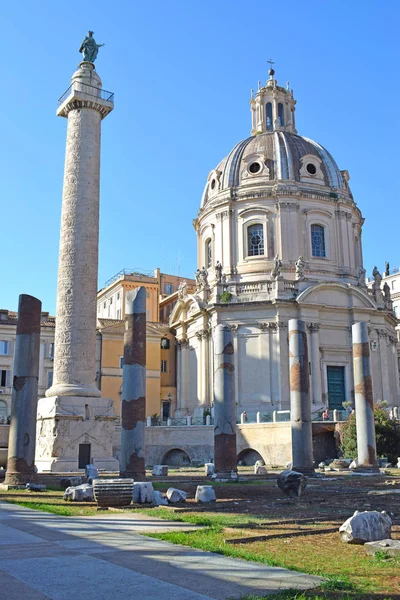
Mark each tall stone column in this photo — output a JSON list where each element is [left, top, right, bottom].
[[120, 288, 146, 480], [35, 61, 118, 472], [307, 323, 322, 405], [4, 295, 41, 487], [289, 319, 314, 474], [213, 324, 237, 479], [352, 322, 378, 470]]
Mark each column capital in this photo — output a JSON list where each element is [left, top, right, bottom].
[[306, 322, 320, 333]]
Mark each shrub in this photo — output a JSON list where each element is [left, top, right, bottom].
[[220, 291, 232, 303], [341, 405, 400, 464]]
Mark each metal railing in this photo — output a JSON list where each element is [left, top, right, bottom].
[[58, 83, 114, 106]]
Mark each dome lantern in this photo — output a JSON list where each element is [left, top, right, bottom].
[[250, 67, 297, 136]]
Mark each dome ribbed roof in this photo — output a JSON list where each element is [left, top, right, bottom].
[[201, 131, 346, 208]]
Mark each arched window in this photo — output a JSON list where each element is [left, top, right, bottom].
[[311, 224, 326, 257], [247, 224, 264, 256], [205, 239, 212, 268], [278, 103, 285, 126], [266, 103, 273, 131]]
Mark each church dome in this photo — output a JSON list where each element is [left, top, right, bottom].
[[201, 73, 351, 209]]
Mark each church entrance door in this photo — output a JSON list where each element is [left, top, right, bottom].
[[327, 366, 345, 409]]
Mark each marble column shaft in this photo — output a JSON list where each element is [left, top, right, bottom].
[[352, 322, 378, 468], [5, 295, 41, 485], [120, 287, 146, 480], [47, 62, 106, 399], [288, 319, 314, 474], [213, 324, 237, 476]]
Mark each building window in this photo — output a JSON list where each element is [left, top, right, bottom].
[[311, 224, 326, 257], [247, 223, 264, 256], [0, 400, 7, 419], [119, 356, 124, 368], [146, 291, 150, 298], [392, 281, 396, 290], [47, 343, 54, 359], [249, 162, 261, 174], [165, 283, 173, 295], [278, 103, 285, 126], [117, 292, 120, 300], [47, 371, 53, 388], [205, 239, 212, 268], [161, 360, 168, 373], [117, 309, 121, 320], [394, 306, 398, 317], [0, 341, 9, 355], [110, 297, 113, 304], [0, 370, 10, 387], [266, 102, 273, 130], [161, 337, 170, 350], [103, 302, 106, 309]]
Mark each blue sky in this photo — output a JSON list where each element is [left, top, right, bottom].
[[1, 1, 399, 313]]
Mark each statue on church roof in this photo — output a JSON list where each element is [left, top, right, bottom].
[[79, 31, 104, 63], [215, 261, 224, 284], [271, 254, 282, 280], [384, 261, 390, 277], [295, 256, 305, 281]]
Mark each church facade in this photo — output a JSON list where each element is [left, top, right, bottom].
[[170, 69, 400, 419]]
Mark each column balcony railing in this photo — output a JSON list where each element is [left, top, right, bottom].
[[58, 83, 114, 106]]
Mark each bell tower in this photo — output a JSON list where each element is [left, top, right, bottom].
[[250, 66, 297, 135]]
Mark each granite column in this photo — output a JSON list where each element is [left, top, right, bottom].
[[289, 319, 314, 474], [5, 295, 41, 486], [352, 322, 378, 470], [120, 287, 146, 480], [213, 324, 237, 479]]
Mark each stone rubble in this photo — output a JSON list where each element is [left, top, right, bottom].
[[195, 485, 216, 503], [26, 483, 46, 492], [167, 487, 187, 503], [152, 490, 168, 506], [63, 483, 94, 502], [339, 510, 392, 544], [60, 476, 83, 490], [204, 463, 215, 476], [254, 465, 268, 475], [277, 470, 307, 498], [132, 482, 154, 504], [85, 465, 99, 483], [364, 539, 400, 557], [152, 465, 168, 477]]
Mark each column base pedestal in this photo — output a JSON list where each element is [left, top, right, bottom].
[[351, 465, 381, 474], [213, 470, 238, 482], [35, 395, 119, 473]]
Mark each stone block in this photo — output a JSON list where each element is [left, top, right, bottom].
[[254, 465, 268, 475], [195, 485, 216, 503], [60, 476, 83, 490], [152, 465, 168, 477], [364, 539, 400, 557], [132, 482, 154, 504], [26, 483, 46, 492], [277, 470, 307, 498], [63, 483, 94, 502], [85, 465, 99, 483], [167, 487, 187, 503], [152, 490, 168, 506], [329, 459, 349, 470], [339, 510, 392, 544], [205, 463, 215, 476]]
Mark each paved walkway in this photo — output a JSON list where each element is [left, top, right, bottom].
[[0, 502, 321, 599]]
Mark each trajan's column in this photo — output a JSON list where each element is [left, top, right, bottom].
[[35, 32, 118, 471]]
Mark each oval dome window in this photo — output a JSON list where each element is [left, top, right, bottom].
[[249, 162, 261, 174], [306, 163, 317, 175]]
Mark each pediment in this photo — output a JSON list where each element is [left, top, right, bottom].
[[297, 283, 376, 309]]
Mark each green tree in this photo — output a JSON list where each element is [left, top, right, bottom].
[[341, 405, 400, 464]]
